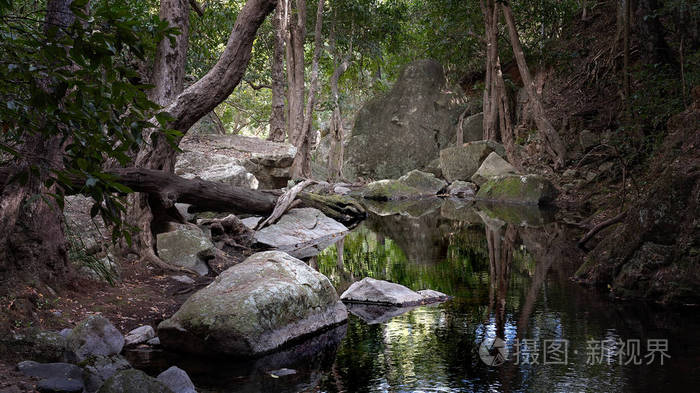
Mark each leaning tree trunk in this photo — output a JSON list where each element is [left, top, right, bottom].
[[128, 0, 277, 267], [0, 0, 75, 284], [502, 3, 566, 169], [291, 0, 325, 178], [267, 1, 287, 142]]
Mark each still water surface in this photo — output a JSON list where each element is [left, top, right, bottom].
[[127, 199, 700, 392]]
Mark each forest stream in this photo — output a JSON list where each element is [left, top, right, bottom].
[[125, 199, 700, 392]]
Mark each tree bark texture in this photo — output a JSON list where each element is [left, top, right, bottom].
[[291, 0, 325, 178], [285, 0, 307, 176], [267, 1, 287, 143], [0, 0, 75, 284], [327, 17, 352, 181], [502, 3, 566, 169]]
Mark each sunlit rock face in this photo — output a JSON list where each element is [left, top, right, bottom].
[[157, 251, 347, 357], [345, 59, 468, 180]]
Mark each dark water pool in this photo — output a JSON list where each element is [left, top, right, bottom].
[[127, 199, 700, 392]]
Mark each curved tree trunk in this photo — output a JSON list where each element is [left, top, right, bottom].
[[127, 0, 277, 266], [0, 0, 75, 284]]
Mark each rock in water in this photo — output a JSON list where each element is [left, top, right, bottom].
[[340, 278, 426, 306], [158, 251, 347, 357], [97, 370, 172, 393], [17, 361, 85, 393], [65, 316, 124, 363], [254, 208, 348, 259], [471, 152, 517, 185], [82, 355, 132, 393], [439, 140, 506, 182], [156, 366, 196, 393], [362, 170, 447, 201], [156, 225, 214, 276], [345, 60, 466, 179], [124, 326, 155, 347], [447, 181, 478, 198], [476, 174, 558, 205]]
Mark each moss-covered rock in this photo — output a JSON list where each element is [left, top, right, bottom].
[[439, 140, 506, 182], [362, 170, 446, 201], [476, 174, 557, 205], [158, 251, 347, 357], [0, 329, 67, 363], [98, 370, 173, 393], [66, 316, 124, 363]]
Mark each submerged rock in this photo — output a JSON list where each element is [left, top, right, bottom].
[[362, 170, 446, 201], [439, 140, 505, 183], [340, 277, 448, 307], [345, 59, 466, 179], [471, 152, 517, 185], [158, 251, 347, 357], [156, 366, 196, 393], [345, 303, 417, 325], [156, 225, 214, 276], [476, 174, 557, 205], [97, 370, 172, 393], [66, 316, 124, 363], [254, 208, 348, 259]]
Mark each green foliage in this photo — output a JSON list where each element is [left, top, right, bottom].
[[0, 0, 175, 240]]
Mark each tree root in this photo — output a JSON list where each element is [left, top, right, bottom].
[[577, 210, 627, 249]]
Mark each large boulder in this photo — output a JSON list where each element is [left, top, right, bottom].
[[254, 208, 348, 259], [1, 329, 67, 363], [18, 361, 85, 393], [439, 140, 506, 182], [82, 355, 132, 393], [177, 134, 296, 189], [461, 112, 485, 142], [345, 60, 466, 179], [65, 316, 124, 363], [158, 251, 347, 357], [340, 277, 448, 307], [471, 151, 518, 185], [64, 195, 109, 255], [362, 170, 446, 201], [446, 180, 478, 198], [98, 370, 173, 393], [475, 174, 558, 205], [156, 225, 214, 276]]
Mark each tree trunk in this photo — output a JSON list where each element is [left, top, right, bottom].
[[290, 0, 325, 178], [285, 0, 307, 177], [481, 0, 500, 142], [267, 1, 287, 142], [502, 3, 566, 169], [129, 0, 276, 264], [623, 0, 631, 110], [328, 20, 352, 181], [0, 0, 75, 284], [637, 0, 674, 65]]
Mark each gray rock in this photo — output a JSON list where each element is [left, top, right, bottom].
[[65, 316, 124, 363], [170, 275, 195, 285], [158, 251, 347, 357], [333, 186, 351, 195], [362, 170, 447, 201], [97, 370, 173, 393], [146, 337, 160, 346], [447, 181, 478, 198], [241, 216, 262, 229], [81, 355, 132, 393], [254, 208, 348, 259], [2, 330, 68, 363], [460, 112, 485, 143], [471, 152, 518, 185], [156, 367, 196, 393], [177, 134, 296, 189], [268, 368, 296, 378], [17, 361, 82, 380], [440, 140, 506, 182], [417, 289, 451, 303], [59, 329, 72, 338], [422, 158, 442, 178], [156, 225, 214, 276], [174, 204, 194, 223], [37, 378, 84, 393], [64, 195, 109, 255], [345, 60, 466, 179], [340, 278, 424, 306], [476, 174, 558, 205], [124, 326, 155, 347], [187, 163, 259, 190]]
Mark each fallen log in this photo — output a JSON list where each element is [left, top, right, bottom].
[[0, 167, 366, 225]]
